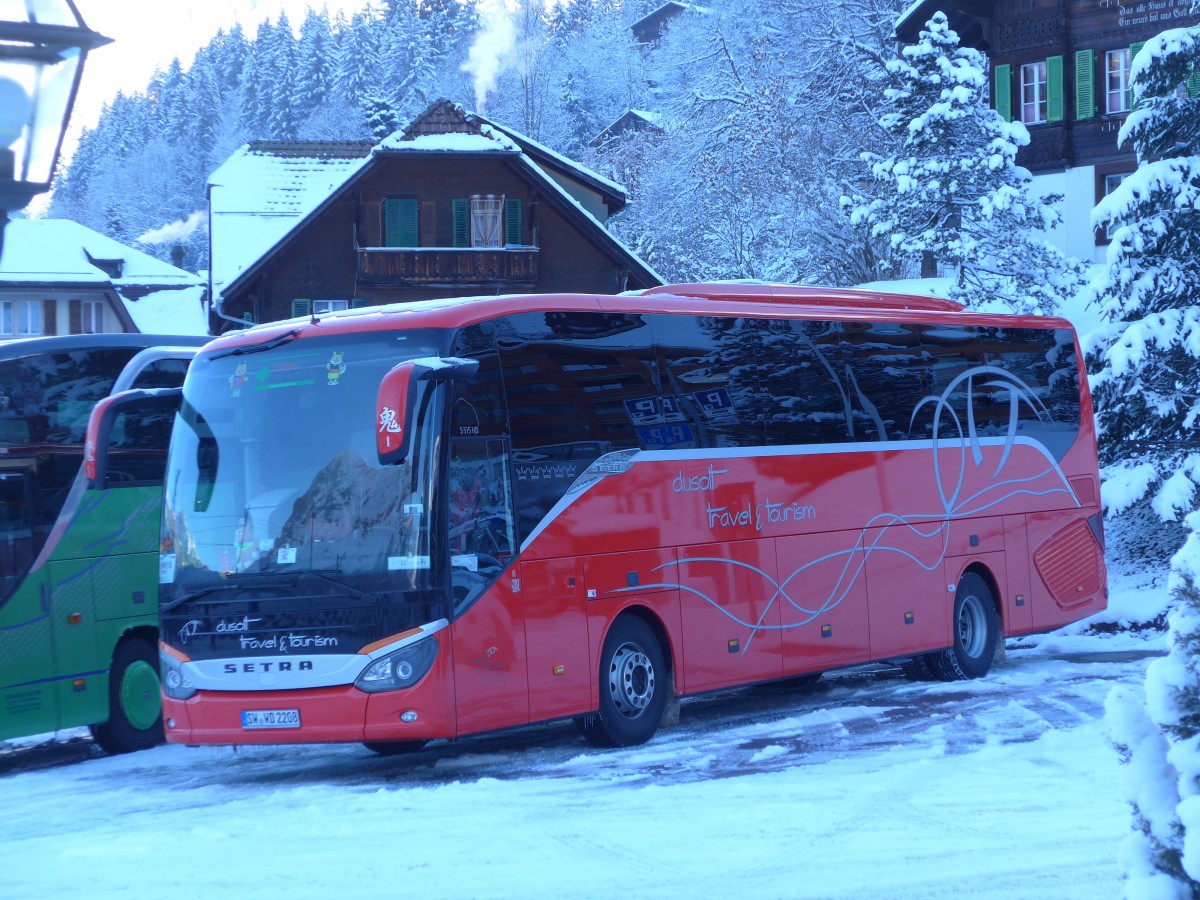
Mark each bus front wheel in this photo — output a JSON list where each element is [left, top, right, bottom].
[[577, 615, 667, 748], [928, 573, 999, 682], [90, 636, 165, 755]]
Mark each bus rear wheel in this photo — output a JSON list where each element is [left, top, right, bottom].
[[928, 573, 999, 682], [90, 636, 164, 755], [577, 615, 668, 748]]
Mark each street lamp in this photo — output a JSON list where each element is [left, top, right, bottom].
[[0, 0, 110, 224]]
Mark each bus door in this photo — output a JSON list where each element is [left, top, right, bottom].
[[445, 333, 530, 735], [0, 464, 59, 737]]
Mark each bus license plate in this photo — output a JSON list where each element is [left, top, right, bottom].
[[241, 709, 301, 730]]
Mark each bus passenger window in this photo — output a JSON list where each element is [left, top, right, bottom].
[[652, 315, 765, 448]]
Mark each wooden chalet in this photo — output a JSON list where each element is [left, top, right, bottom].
[[207, 100, 663, 333]]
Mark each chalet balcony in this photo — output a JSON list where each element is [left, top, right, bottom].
[[356, 246, 539, 288]]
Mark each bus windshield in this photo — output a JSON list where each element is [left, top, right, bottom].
[[162, 330, 448, 608]]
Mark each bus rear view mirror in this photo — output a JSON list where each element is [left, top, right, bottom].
[[377, 357, 479, 465], [85, 388, 183, 488]]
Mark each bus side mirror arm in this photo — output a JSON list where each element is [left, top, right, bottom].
[[84, 388, 183, 488], [377, 357, 478, 466]]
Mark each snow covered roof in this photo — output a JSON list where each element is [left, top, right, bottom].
[[212, 99, 660, 302], [0, 218, 202, 289], [589, 109, 666, 148], [208, 141, 373, 291]]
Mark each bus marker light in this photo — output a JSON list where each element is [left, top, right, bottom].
[[904, 612, 915, 625], [553, 665, 565, 676], [72, 679, 86, 692], [166, 719, 176, 729], [401, 711, 418, 723], [727, 639, 739, 654], [821, 625, 833, 639], [1016, 594, 1025, 607], [68, 612, 82, 624]]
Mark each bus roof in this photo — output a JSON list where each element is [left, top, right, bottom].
[[644, 282, 966, 312], [0, 333, 209, 362], [208, 286, 1076, 353]]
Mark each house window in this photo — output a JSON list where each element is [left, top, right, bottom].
[[1, 301, 42, 336], [1106, 49, 1131, 114], [452, 197, 524, 248], [470, 195, 504, 248], [1021, 61, 1048, 124], [1101, 173, 1130, 241], [81, 300, 104, 334], [313, 300, 348, 315]]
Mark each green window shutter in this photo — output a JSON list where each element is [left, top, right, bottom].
[[383, 198, 418, 248], [1129, 43, 1146, 109], [504, 198, 522, 246], [1187, 63, 1200, 98], [452, 198, 470, 247], [351, 298, 369, 309], [993, 64, 1012, 122], [1075, 50, 1095, 120], [291, 299, 311, 318], [1047, 55, 1064, 122]]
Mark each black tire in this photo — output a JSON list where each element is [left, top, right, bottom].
[[90, 637, 164, 755], [577, 615, 667, 748], [363, 740, 429, 756], [928, 573, 999, 682]]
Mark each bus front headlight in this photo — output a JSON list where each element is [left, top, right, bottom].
[[160, 649, 198, 700], [355, 637, 438, 693]]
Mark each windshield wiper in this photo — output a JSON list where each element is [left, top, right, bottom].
[[159, 577, 294, 614], [209, 329, 300, 361]]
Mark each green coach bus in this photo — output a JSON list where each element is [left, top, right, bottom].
[[0, 333, 206, 754]]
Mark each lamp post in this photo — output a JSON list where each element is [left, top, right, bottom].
[[0, 0, 110, 252]]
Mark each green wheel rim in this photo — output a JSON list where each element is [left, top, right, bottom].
[[120, 659, 162, 731]]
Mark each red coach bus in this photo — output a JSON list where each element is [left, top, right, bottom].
[[103, 284, 1105, 750]]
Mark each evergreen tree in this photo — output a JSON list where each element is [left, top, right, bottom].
[[1088, 23, 1200, 519], [1094, 21, 1200, 896], [847, 12, 1086, 313], [297, 9, 333, 114], [264, 13, 302, 139]]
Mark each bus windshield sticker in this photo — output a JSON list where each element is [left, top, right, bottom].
[[388, 555, 431, 570], [277, 546, 297, 565], [326, 351, 346, 386], [229, 360, 249, 397]]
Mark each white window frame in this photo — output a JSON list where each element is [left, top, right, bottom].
[[470, 195, 504, 248], [312, 300, 349, 315], [1106, 48, 1131, 114], [1103, 173, 1129, 240], [1021, 61, 1048, 124], [1, 300, 42, 336], [81, 299, 104, 334]]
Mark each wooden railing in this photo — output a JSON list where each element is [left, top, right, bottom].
[[356, 246, 539, 288]]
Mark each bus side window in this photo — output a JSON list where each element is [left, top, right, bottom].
[[756, 318, 854, 446], [498, 311, 657, 543], [0, 470, 35, 605], [651, 314, 765, 449], [129, 357, 191, 390], [104, 406, 174, 487]]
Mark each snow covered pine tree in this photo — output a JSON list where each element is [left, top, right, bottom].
[[847, 12, 1086, 314], [1095, 18, 1200, 899]]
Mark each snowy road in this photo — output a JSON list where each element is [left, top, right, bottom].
[[1, 627, 1162, 899]]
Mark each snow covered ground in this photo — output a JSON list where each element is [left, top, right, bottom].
[[0, 565, 1169, 899]]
